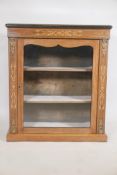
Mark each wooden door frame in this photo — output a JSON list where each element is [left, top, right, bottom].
[[17, 39, 99, 134]]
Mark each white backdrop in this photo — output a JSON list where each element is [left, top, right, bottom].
[[0, 0, 117, 175]]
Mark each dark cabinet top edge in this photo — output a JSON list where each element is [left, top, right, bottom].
[[6, 23, 112, 29]]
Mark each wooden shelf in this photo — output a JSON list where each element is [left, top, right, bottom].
[[24, 66, 92, 72], [24, 121, 90, 127], [24, 95, 91, 103]]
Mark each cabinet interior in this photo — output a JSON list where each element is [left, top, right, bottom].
[[23, 44, 93, 128]]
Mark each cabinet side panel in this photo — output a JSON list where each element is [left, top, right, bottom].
[[97, 40, 108, 133], [9, 38, 18, 133]]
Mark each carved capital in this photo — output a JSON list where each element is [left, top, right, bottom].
[[9, 38, 16, 56], [101, 39, 108, 57], [10, 121, 17, 133], [98, 119, 104, 134]]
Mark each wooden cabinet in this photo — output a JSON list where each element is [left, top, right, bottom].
[[6, 24, 112, 141]]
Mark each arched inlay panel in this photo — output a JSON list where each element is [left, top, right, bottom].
[[24, 39, 95, 48]]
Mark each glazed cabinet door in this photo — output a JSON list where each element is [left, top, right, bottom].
[[17, 39, 99, 134]]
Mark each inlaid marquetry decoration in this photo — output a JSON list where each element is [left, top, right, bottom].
[[7, 26, 110, 39], [10, 64, 17, 109], [99, 65, 106, 110], [9, 38, 17, 134], [97, 40, 108, 134], [35, 29, 83, 38], [34, 29, 110, 39]]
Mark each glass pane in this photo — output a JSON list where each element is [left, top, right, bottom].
[[23, 44, 93, 128]]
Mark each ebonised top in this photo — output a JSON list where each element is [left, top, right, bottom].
[[6, 24, 112, 29]]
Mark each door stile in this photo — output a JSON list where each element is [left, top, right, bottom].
[[17, 39, 24, 133], [90, 41, 99, 133]]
